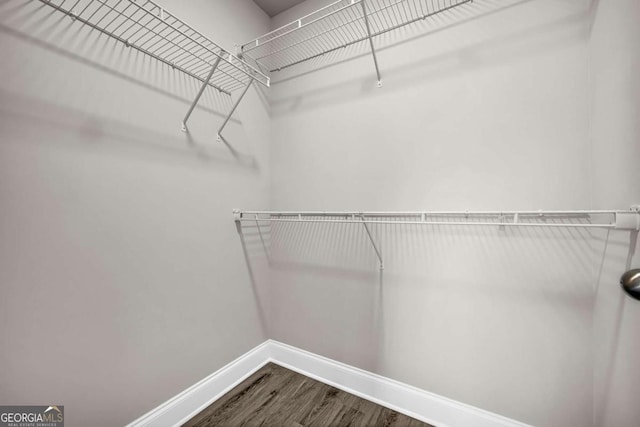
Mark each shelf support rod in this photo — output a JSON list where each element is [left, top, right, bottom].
[[360, 214, 384, 270], [360, 0, 382, 87], [181, 55, 223, 132], [218, 79, 253, 142]]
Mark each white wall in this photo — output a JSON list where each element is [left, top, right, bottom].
[[0, 1, 271, 426], [2, 0, 637, 426], [267, 0, 595, 426], [590, 1, 640, 426]]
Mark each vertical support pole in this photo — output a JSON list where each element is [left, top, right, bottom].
[[361, 215, 384, 270], [360, 0, 382, 87], [182, 55, 223, 131], [217, 79, 253, 141]]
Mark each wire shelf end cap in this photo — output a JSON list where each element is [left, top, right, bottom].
[[614, 211, 640, 231]]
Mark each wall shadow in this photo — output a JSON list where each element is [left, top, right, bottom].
[[269, 0, 532, 85], [239, 215, 601, 383], [235, 220, 273, 338], [268, 0, 590, 116], [593, 229, 639, 426], [0, 89, 259, 172]]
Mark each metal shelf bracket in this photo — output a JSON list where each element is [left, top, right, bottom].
[[359, 0, 382, 87], [217, 79, 253, 143], [360, 214, 384, 270], [182, 55, 223, 132]]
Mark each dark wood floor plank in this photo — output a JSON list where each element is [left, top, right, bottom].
[[244, 367, 317, 427], [184, 365, 278, 427], [290, 381, 336, 425], [183, 362, 433, 427]]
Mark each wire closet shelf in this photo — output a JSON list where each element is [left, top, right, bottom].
[[40, 0, 270, 94], [234, 209, 640, 271], [239, 0, 472, 75], [234, 209, 640, 230]]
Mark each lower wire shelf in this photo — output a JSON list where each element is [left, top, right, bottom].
[[234, 208, 640, 273], [234, 209, 640, 230]]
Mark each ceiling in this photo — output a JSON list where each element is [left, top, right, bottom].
[[253, 0, 307, 17]]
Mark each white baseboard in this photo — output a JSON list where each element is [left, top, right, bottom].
[[268, 340, 532, 427], [125, 341, 271, 427], [127, 339, 532, 427]]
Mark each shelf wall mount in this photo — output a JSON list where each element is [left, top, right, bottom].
[[360, 213, 384, 270]]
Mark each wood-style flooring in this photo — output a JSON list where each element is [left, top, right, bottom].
[[183, 362, 433, 427]]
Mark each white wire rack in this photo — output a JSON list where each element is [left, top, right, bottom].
[[40, 0, 269, 93], [239, 0, 472, 84], [235, 209, 640, 230], [39, 0, 271, 140], [234, 209, 640, 270]]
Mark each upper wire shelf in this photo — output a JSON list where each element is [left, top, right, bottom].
[[240, 0, 471, 74], [40, 0, 270, 95]]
